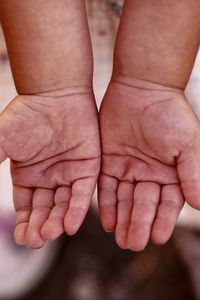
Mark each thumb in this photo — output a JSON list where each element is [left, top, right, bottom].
[[178, 143, 200, 210]]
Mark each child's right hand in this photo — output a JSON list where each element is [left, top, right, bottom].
[[0, 90, 101, 249]]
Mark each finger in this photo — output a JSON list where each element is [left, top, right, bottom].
[[64, 177, 96, 235], [41, 186, 71, 240], [178, 143, 200, 209], [13, 185, 34, 245], [26, 188, 54, 249], [127, 182, 160, 251], [115, 181, 134, 249], [98, 174, 118, 232], [151, 184, 184, 244]]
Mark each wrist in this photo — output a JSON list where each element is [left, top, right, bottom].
[[111, 72, 185, 94], [32, 85, 94, 98]]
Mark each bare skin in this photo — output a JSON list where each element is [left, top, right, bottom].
[[1, 0, 200, 251], [98, 0, 200, 251], [99, 78, 200, 251], [0, 1, 101, 248], [0, 89, 100, 249], [0, 0, 92, 93]]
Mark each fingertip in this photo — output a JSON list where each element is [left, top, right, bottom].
[[127, 235, 147, 252], [64, 224, 79, 236], [186, 195, 200, 210], [14, 223, 28, 245], [151, 223, 172, 245], [115, 232, 128, 249], [181, 181, 200, 210], [151, 233, 170, 246], [127, 223, 150, 252], [26, 229, 44, 249], [41, 220, 63, 241], [127, 242, 146, 252], [98, 204, 117, 232], [101, 217, 116, 233], [64, 212, 80, 236]]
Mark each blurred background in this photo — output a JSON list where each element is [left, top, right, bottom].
[[1, 0, 200, 299]]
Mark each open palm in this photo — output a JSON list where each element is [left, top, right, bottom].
[[99, 81, 200, 251], [0, 92, 100, 248]]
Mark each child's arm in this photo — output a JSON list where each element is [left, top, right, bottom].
[[98, 0, 200, 251], [0, 0, 100, 249], [0, 0, 93, 93], [113, 0, 200, 89]]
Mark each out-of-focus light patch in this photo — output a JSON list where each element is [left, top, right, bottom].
[[0, 159, 13, 212], [0, 233, 58, 299], [186, 49, 200, 118], [69, 275, 100, 300]]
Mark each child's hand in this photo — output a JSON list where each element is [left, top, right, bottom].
[[98, 79, 200, 251], [0, 90, 100, 248]]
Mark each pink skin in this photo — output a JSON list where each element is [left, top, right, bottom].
[[0, 89, 101, 249], [98, 78, 200, 251]]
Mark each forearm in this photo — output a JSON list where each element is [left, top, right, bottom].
[[0, 0, 92, 94], [113, 0, 200, 89]]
